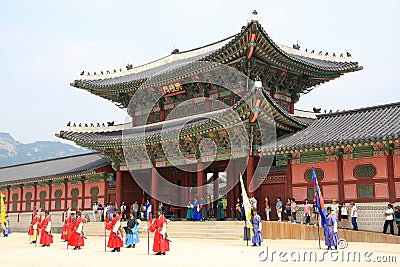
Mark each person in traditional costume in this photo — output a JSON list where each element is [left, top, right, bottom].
[[106, 209, 123, 252], [149, 209, 170, 255], [124, 212, 140, 248], [68, 211, 85, 250], [2, 215, 12, 237], [324, 207, 339, 250], [192, 198, 201, 221], [39, 210, 53, 247], [61, 210, 69, 241], [217, 199, 224, 221], [250, 209, 263, 246], [186, 200, 193, 221], [145, 199, 152, 221], [28, 210, 41, 243]]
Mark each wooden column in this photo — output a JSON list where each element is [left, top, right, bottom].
[[246, 156, 256, 192], [151, 168, 159, 214], [213, 169, 219, 201], [48, 181, 53, 211], [116, 171, 123, 208], [63, 180, 68, 210], [104, 177, 108, 205], [197, 163, 205, 198], [285, 160, 293, 199], [227, 160, 236, 217], [337, 154, 345, 202], [387, 149, 396, 203], [33, 182, 38, 210], [80, 178, 85, 210], [19, 184, 24, 213], [6, 186, 11, 212]]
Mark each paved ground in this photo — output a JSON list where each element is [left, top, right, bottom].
[[1, 233, 399, 267]]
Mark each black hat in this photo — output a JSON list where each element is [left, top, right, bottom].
[[44, 210, 49, 214], [326, 207, 332, 211], [76, 211, 81, 215], [157, 208, 164, 213]]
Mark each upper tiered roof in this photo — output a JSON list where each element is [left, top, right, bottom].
[[71, 12, 362, 108]]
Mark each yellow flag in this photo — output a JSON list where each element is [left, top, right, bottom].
[[0, 193, 7, 230], [239, 174, 254, 237]]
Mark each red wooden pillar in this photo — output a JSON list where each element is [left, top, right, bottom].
[[116, 171, 123, 208], [151, 168, 159, 214], [80, 178, 85, 210], [19, 184, 24, 213], [104, 177, 108, 205], [63, 180, 68, 210], [285, 160, 293, 199], [246, 156, 256, 192], [213, 169, 219, 201], [387, 149, 396, 203], [227, 159, 236, 218], [337, 154, 345, 202], [33, 182, 38, 210], [6, 186, 11, 212], [48, 181, 53, 212], [197, 163, 205, 198]]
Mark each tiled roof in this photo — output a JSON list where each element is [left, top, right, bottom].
[[0, 153, 109, 185], [58, 87, 309, 147], [264, 102, 400, 152], [73, 20, 361, 89]]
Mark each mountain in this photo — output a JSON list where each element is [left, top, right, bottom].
[[0, 132, 91, 167]]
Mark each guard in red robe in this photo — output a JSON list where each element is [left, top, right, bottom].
[[150, 209, 170, 255], [61, 210, 69, 241], [28, 210, 41, 244], [68, 211, 85, 250], [39, 211, 53, 247], [106, 209, 123, 252]]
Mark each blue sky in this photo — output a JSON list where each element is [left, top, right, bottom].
[[0, 0, 399, 143]]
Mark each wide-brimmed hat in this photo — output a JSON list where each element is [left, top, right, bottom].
[[157, 208, 164, 213]]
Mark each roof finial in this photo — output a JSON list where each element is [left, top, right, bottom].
[[252, 10, 258, 22]]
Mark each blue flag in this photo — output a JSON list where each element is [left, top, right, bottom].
[[312, 166, 326, 227]]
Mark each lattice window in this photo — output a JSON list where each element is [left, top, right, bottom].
[[12, 203, 17, 211], [26, 202, 31, 211], [25, 192, 32, 200], [40, 202, 45, 210], [55, 201, 61, 209], [307, 187, 315, 200], [39, 191, 47, 199], [71, 200, 78, 208], [71, 188, 79, 197], [90, 186, 99, 196], [358, 185, 374, 198], [354, 164, 376, 179], [54, 190, 62, 198], [304, 168, 324, 182], [12, 193, 19, 201]]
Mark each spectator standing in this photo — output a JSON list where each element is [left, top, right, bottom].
[[120, 202, 127, 221], [97, 202, 104, 222], [92, 202, 98, 222], [382, 203, 394, 235], [109, 203, 115, 221], [291, 198, 298, 223], [250, 196, 258, 211], [276, 197, 283, 222], [350, 202, 358, 231], [330, 199, 340, 219], [221, 196, 228, 218], [395, 206, 400, 236], [236, 198, 242, 221], [264, 197, 270, 221], [302, 199, 311, 225], [285, 198, 292, 223], [340, 202, 349, 229]]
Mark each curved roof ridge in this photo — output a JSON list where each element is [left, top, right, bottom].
[[80, 34, 237, 81], [317, 101, 400, 118]]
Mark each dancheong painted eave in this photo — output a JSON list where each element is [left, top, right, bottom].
[[70, 12, 362, 108]]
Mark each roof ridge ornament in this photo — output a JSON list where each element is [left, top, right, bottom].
[[251, 10, 258, 22]]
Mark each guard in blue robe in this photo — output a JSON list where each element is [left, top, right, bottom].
[[192, 198, 201, 221], [250, 210, 263, 246], [3, 216, 12, 237], [324, 207, 339, 250], [124, 213, 140, 248]]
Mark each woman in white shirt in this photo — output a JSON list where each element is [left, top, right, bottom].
[[340, 202, 349, 229]]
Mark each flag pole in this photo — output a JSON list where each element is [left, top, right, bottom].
[[317, 213, 321, 249]]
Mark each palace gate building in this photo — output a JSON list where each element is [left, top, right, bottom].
[[1, 12, 399, 232]]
